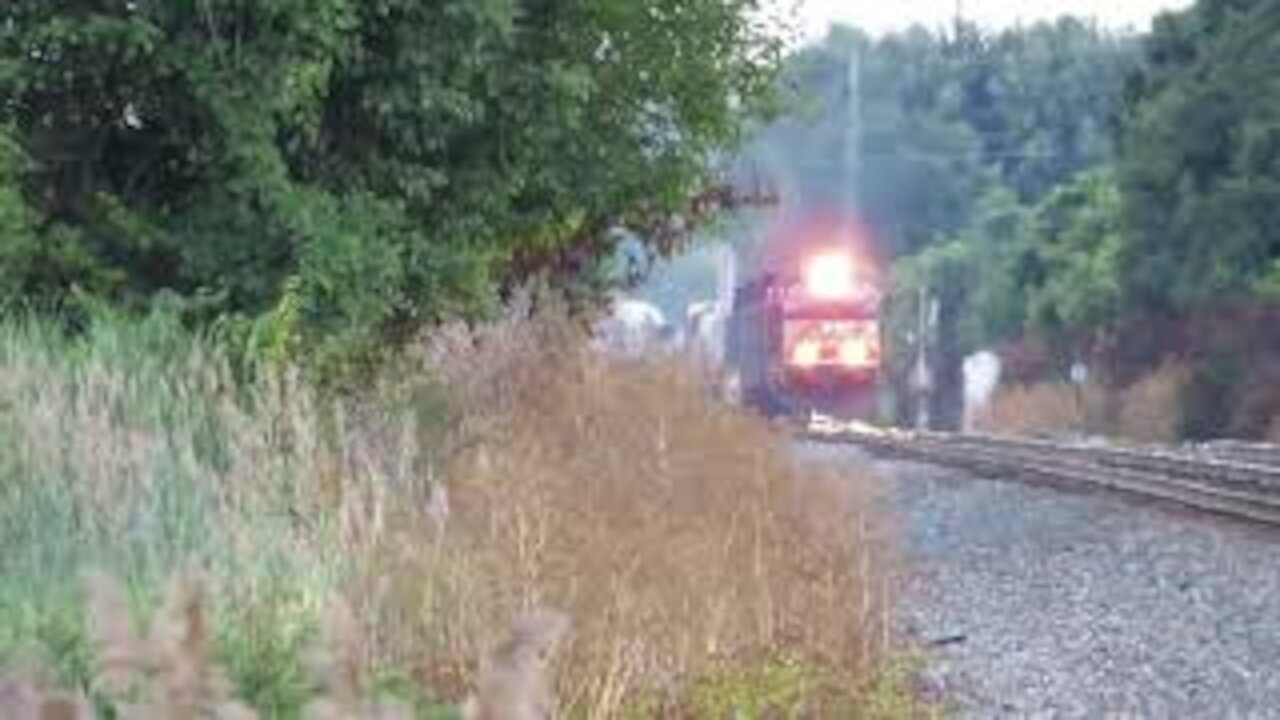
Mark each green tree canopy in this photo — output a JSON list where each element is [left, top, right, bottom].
[[0, 0, 783, 367], [743, 19, 1136, 261], [1119, 0, 1280, 313], [961, 169, 1123, 346]]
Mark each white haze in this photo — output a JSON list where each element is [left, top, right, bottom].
[[788, 0, 1196, 42]]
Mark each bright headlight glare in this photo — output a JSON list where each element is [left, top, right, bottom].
[[791, 340, 821, 367], [803, 252, 856, 299]]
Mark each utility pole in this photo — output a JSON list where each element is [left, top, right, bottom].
[[843, 46, 861, 220], [713, 243, 736, 367], [912, 286, 935, 430]]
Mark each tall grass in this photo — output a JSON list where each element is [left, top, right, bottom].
[[974, 363, 1190, 445], [1114, 363, 1190, 444], [971, 381, 1102, 437], [0, 306, 899, 717], [0, 310, 340, 713]]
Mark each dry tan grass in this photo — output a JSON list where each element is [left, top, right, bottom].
[[972, 381, 1099, 437], [975, 363, 1190, 445], [344, 322, 891, 716], [1115, 363, 1190, 444]]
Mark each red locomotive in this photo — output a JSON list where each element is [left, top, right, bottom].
[[724, 217, 884, 420]]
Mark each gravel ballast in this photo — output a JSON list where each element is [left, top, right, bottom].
[[804, 443, 1280, 718]]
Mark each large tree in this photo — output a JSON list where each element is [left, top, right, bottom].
[[1118, 0, 1280, 313], [0, 0, 783, 368]]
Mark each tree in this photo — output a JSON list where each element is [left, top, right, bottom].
[[731, 19, 1136, 261], [1118, 0, 1280, 313], [0, 127, 42, 311], [1020, 170, 1123, 337], [959, 169, 1122, 347], [0, 0, 784, 371]]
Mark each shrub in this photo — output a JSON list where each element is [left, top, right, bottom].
[[1227, 359, 1280, 440], [1178, 353, 1245, 441]]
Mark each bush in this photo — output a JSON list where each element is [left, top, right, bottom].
[[1178, 353, 1245, 441], [1097, 302, 1280, 440], [1226, 359, 1280, 441]]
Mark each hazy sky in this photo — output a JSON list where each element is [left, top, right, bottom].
[[789, 0, 1196, 41]]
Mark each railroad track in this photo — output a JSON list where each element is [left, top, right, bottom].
[[1195, 439, 1280, 469], [804, 416, 1280, 527]]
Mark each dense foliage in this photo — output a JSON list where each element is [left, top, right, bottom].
[[748, 1, 1280, 435], [750, 19, 1137, 259], [1118, 0, 1280, 314], [0, 0, 783, 372], [720, 19, 1139, 425]]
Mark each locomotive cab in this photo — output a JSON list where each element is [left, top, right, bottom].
[[725, 247, 884, 422]]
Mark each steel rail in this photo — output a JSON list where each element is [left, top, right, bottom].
[[804, 418, 1280, 527], [1194, 440, 1280, 469]]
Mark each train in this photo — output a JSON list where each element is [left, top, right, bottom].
[[723, 232, 884, 422]]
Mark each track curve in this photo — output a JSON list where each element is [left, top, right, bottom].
[[804, 418, 1280, 528]]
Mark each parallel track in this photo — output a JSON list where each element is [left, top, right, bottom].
[[804, 418, 1280, 527]]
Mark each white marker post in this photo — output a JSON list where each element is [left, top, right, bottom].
[[1070, 360, 1089, 435]]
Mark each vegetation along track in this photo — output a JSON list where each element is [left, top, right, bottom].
[[804, 417, 1280, 528]]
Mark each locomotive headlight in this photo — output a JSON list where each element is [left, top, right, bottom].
[[839, 337, 866, 366], [802, 251, 856, 300], [791, 339, 822, 367]]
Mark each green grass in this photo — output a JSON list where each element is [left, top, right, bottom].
[[678, 653, 937, 719], [0, 311, 392, 715]]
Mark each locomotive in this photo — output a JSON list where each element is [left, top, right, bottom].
[[723, 230, 884, 422]]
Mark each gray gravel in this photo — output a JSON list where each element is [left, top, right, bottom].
[[804, 443, 1280, 719]]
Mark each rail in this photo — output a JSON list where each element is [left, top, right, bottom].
[[803, 416, 1280, 527]]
